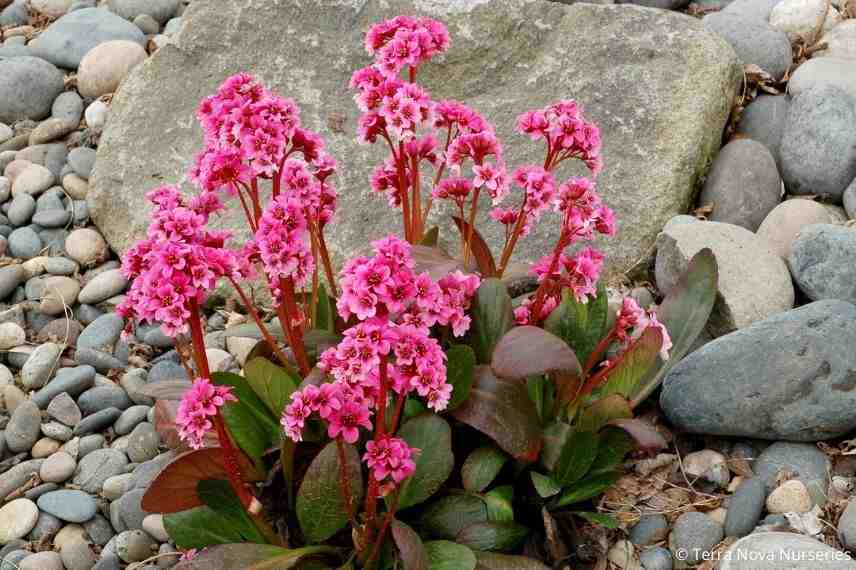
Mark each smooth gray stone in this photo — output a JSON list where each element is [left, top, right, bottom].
[[32, 365, 97, 407], [703, 11, 792, 79], [789, 224, 856, 304], [73, 407, 122, 436], [724, 478, 766, 537], [754, 442, 830, 506], [37, 489, 97, 523], [0, 57, 65, 123]]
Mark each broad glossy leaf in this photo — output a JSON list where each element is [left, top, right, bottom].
[[630, 249, 718, 408], [212, 372, 280, 461], [530, 472, 561, 498], [420, 226, 440, 247], [573, 511, 619, 529], [446, 345, 476, 411], [492, 327, 581, 380], [243, 357, 298, 417], [313, 283, 334, 333], [392, 520, 429, 570], [484, 486, 513, 522], [577, 394, 632, 433], [589, 427, 634, 476], [296, 441, 362, 543], [608, 418, 667, 452], [197, 479, 267, 544], [554, 471, 621, 507], [599, 327, 662, 399], [540, 421, 571, 472], [554, 430, 598, 486], [165, 506, 250, 549], [453, 216, 497, 277], [142, 448, 262, 513], [462, 446, 508, 493], [474, 552, 550, 570], [451, 366, 542, 462], [397, 414, 454, 509], [420, 494, 488, 539], [544, 284, 608, 364], [456, 522, 528, 552], [424, 541, 476, 570], [470, 279, 514, 364], [173, 544, 338, 570], [137, 379, 193, 400]]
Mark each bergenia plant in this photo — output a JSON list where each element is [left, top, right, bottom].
[[120, 15, 718, 570]]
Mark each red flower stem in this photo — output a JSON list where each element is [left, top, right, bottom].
[[395, 142, 412, 242], [227, 277, 296, 374], [335, 437, 357, 523], [422, 126, 454, 226], [389, 392, 406, 435], [276, 278, 311, 377], [365, 494, 400, 570], [575, 330, 643, 403], [463, 187, 481, 268], [232, 183, 258, 232], [582, 327, 618, 377], [187, 299, 253, 509], [363, 355, 391, 541], [312, 222, 338, 296], [529, 232, 569, 322], [410, 152, 422, 242], [496, 196, 529, 277], [250, 178, 263, 220]]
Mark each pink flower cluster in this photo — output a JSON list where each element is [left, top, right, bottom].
[[516, 99, 603, 175], [615, 297, 673, 360], [176, 377, 237, 449], [364, 436, 417, 490], [365, 15, 450, 76], [118, 186, 246, 337]]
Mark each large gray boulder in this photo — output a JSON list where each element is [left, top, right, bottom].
[[660, 300, 856, 442], [89, 0, 741, 279]]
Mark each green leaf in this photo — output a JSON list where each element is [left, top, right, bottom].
[[630, 249, 718, 407], [484, 486, 514, 522], [392, 520, 429, 570], [599, 327, 662, 400], [420, 494, 488, 540], [211, 372, 280, 460], [164, 506, 248, 549], [473, 552, 550, 570], [530, 472, 561, 498], [554, 471, 621, 507], [404, 398, 427, 420], [544, 283, 608, 365], [446, 345, 476, 411], [424, 541, 476, 570], [540, 421, 571, 472], [470, 279, 514, 364], [314, 282, 334, 333], [456, 522, 528, 552], [296, 441, 363, 543], [196, 479, 268, 544], [577, 394, 633, 433], [491, 326, 581, 380], [588, 427, 634, 476], [451, 367, 542, 462], [420, 226, 440, 247], [462, 446, 508, 493], [172, 544, 339, 570], [243, 357, 298, 418], [573, 512, 619, 529], [554, 430, 599, 486], [397, 414, 454, 509]]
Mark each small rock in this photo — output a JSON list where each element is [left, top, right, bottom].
[[28, 118, 76, 146], [108, 0, 178, 23], [669, 511, 723, 568], [40, 450, 77, 483], [789, 224, 856, 304], [756, 199, 846, 258], [28, 510, 62, 541], [115, 530, 156, 563], [639, 547, 672, 570], [38, 317, 85, 345], [32, 365, 96, 408], [77, 40, 148, 98], [52, 91, 84, 124], [8, 227, 43, 259], [0, 57, 65, 124], [117, 488, 147, 530], [8, 193, 36, 226], [83, 514, 114, 546], [226, 336, 257, 366], [682, 450, 731, 488], [770, 0, 832, 40], [134, 13, 159, 34], [32, 209, 71, 228], [77, 433, 105, 456], [815, 19, 856, 59], [38, 489, 97, 523], [73, 447, 129, 493], [39, 275, 81, 315], [41, 421, 73, 442], [629, 514, 669, 546], [766, 479, 813, 514], [78, 384, 131, 415], [102, 473, 134, 500], [0, 265, 25, 299], [63, 173, 89, 200], [0, 499, 39, 543], [0, 459, 44, 500], [115, 405, 151, 435], [74, 407, 123, 436], [141, 514, 167, 542], [18, 551, 64, 570], [724, 478, 766, 537], [789, 57, 856, 100], [84, 100, 109, 133], [127, 422, 159, 462], [703, 12, 792, 79], [67, 147, 96, 180], [66, 228, 108, 267], [78, 269, 127, 304], [5, 400, 42, 453], [21, 342, 62, 390], [11, 163, 54, 196], [60, 537, 97, 570], [755, 442, 830, 506], [0, 321, 25, 349], [31, 436, 62, 457], [54, 523, 89, 549]]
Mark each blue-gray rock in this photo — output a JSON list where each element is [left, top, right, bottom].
[[163, 16, 182, 35], [45, 257, 79, 276], [838, 500, 856, 550], [73, 448, 129, 493], [788, 57, 856, 101], [108, 0, 179, 24], [73, 406, 122, 435], [703, 12, 792, 79], [844, 179, 856, 219], [28, 511, 62, 541], [630, 514, 669, 546], [43, 144, 69, 179], [78, 433, 106, 456], [661, 300, 856, 441], [52, 91, 84, 124], [117, 488, 147, 530], [78, 384, 131, 415], [32, 209, 70, 228], [735, 94, 788, 169], [0, 0, 28, 26], [78, 270, 127, 304], [29, 8, 146, 69], [38, 228, 69, 256], [23, 482, 59, 501], [37, 490, 97, 523], [84, 514, 114, 546], [754, 442, 829, 506], [724, 478, 765, 537], [1, 551, 29, 570], [698, 139, 781, 231], [148, 359, 188, 383], [36, 189, 66, 212], [722, 0, 783, 21], [8, 227, 43, 259], [77, 313, 124, 352], [640, 547, 673, 570], [780, 85, 856, 201], [0, 43, 32, 58], [0, 57, 65, 123], [72, 200, 90, 225], [76, 304, 104, 325], [68, 147, 97, 180], [0, 265, 25, 300], [114, 405, 151, 436], [789, 224, 856, 304], [8, 194, 36, 227], [92, 554, 122, 570], [718, 532, 856, 570], [668, 512, 723, 567], [32, 365, 97, 407], [21, 342, 63, 390], [5, 401, 42, 453], [127, 422, 159, 463], [0, 460, 45, 501], [76, 347, 125, 373]]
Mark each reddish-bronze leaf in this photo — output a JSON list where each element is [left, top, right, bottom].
[[452, 216, 497, 277], [142, 447, 262, 513], [491, 326, 581, 380], [411, 245, 464, 280], [607, 418, 667, 452]]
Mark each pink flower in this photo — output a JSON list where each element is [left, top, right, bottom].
[[282, 391, 312, 442], [473, 163, 509, 204], [364, 436, 417, 483], [176, 378, 237, 449], [614, 297, 672, 360], [327, 401, 373, 443]]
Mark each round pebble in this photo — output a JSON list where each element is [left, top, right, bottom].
[[40, 450, 77, 483], [38, 489, 98, 523], [766, 479, 813, 513], [0, 498, 39, 543], [65, 228, 108, 267], [77, 40, 148, 98]]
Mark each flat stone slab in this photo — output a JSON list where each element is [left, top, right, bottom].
[[90, 0, 740, 280]]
